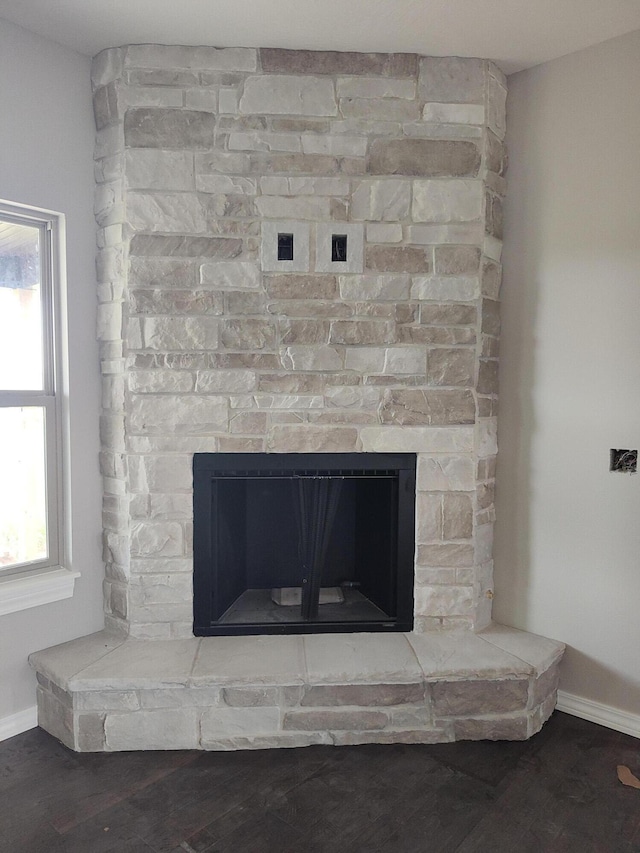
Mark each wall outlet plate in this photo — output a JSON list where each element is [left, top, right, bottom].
[[315, 222, 364, 274], [261, 221, 310, 272]]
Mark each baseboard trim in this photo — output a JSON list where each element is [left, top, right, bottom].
[[0, 706, 38, 742], [557, 690, 640, 739]]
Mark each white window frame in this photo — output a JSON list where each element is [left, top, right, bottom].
[[0, 199, 78, 615]]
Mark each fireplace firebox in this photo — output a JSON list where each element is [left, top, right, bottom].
[[193, 453, 416, 636]]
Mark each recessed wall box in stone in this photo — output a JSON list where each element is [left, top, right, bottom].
[[262, 221, 310, 272], [315, 223, 364, 273]]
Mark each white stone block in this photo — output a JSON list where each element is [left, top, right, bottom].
[[141, 317, 219, 350], [351, 179, 411, 221], [487, 74, 507, 139], [125, 45, 257, 71], [239, 75, 337, 116], [337, 77, 416, 100], [185, 89, 218, 111], [128, 370, 194, 394], [476, 418, 498, 457], [127, 192, 206, 233], [412, 180, 483, 223], [344, 347, 386, 374], [218, 87, 240, 114], [361, 426, 474, 453], [195, 174, 257, 194], [125, 150, 195, 191], [259, 176, 349, 196], [126, 86, 183, 108], [366, 223, 403, 243], [475, 523, 494, 565], [256, 196, 330, 220], [195, 369, 257, 393], [383, 347, 426, 374], [129, 454, 192, 493], [105, 708, 199, 750], [304, 634, 422, 684], [229, 394, 324, 410], [422, 103, 485, 124], [324, 386, 380, 409], [406, 223, 484, 245], [128, 394, 228, 435], [97, 303, 122, 342], [417, 455, 475, 492], [228, 132, 301, 152], [130, 573, 193, 606], [301, 135, 367, 156], [484, 235, 503, 262], [339, 274, 409, 301], [200, 261, 261, 289], [411, 276, 480, 301], [201, 707, 281, 740], [130, 522, 183, 557]]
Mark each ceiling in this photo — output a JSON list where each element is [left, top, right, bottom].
[[0, 0, 639, 75]]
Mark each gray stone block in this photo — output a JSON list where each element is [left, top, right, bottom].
[[124, 109, 216, 149], [380, 389, 475, 425], [283, 710, 388, 731], [453, 715, 528, 741], [365, 245, 432, 274], [427, 348, 476, 387], [368, 139, 481, 177], [260, 49, 417, 77], [105, 708, 199, 750], [434, 246, 481, 275], [240, 75, 337, 116], [300, 683, 424, 707], [418, 57, 485, 104]]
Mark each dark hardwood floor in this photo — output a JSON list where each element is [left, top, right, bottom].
[[1, 711, 639, 852]]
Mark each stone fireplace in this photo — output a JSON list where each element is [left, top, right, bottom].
[[29, 45, 564, 751]]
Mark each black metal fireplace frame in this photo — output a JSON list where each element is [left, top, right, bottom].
[[193, 453, 416, 636]]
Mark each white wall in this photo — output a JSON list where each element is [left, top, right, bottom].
[[496, 29, 640, 716], [0, 19, 103, 722]]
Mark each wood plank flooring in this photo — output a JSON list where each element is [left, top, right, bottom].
[[1, 711, 639, 852]]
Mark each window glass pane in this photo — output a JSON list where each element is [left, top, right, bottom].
[[0, 407, 48, 569], [0, 220, 44, 390]]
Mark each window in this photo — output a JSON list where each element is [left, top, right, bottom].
[[0, 200, 78, 614]]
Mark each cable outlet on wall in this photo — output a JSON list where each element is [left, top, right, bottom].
[[609, 449, 637, 473]]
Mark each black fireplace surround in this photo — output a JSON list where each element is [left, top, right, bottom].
[[193, 453, 416, 636]]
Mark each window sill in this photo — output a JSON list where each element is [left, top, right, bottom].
[[0, 567, 80, 616]]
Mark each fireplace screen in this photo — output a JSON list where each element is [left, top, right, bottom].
[[193, 453, 416, 636]]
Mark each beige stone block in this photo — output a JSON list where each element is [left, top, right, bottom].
[[324, 386, 380, 409], [220, 319, 276, 351], [268, 425, 358, 452], [329, 320, 395, 345], [366, 245, 431, 274], [427, 348, 476, 387], [434, 246, 481, 275], [201, 707, 281, 741], [487, 73, 507, 140], [265, 274, 337, 299], [333, 728, 453, 746], [129, 289, 222, 316], [128, 370, 193, 394], [194, 369, 257, 393], [482, 260, 502, 299], [339, 274, 410, 301], [414, 585, 475, 617], [368, 138, 480, 177], [417, 543, 474, 567], [196, 174, 257, 194], [92, 47, 125, 88], [417, 455, 475, 492], [230, 393, 323, 410], [351, 179, 411, 221], [412, 179, 483, 223], [443, 493, 473, 539], [199, 261, 261, 290], [126, 86, 184, 109], [337, 77, 416, 99], [380, 389, 475, 425], [129, 454, 192, 493], [432, 679, 529, 716], [421, 304, 477, 326], [304, 633, 421, 683], [283, 710, 388, 731], [280, 345, 343, 371], [125, 150, 194, 191], [240, 75, 337, 115], [260, 176, 349, 195], [126, 44, 257, 70], [476, 418, 498, 458], [129, 256, 196, 288], [416, 493, 442, 542]]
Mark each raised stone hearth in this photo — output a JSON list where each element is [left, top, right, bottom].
[[31, 45, 566, 750], [30, 626, 564, 751]]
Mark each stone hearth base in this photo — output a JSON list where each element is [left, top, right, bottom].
[[29, 625, 564, 752]]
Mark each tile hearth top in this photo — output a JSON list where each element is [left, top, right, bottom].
[[30, 624, 564, 693]]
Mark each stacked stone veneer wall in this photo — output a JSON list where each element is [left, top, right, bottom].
[[92, 46, 507, 640]]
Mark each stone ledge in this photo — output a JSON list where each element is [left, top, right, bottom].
[[29, 624, 564, 752]]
